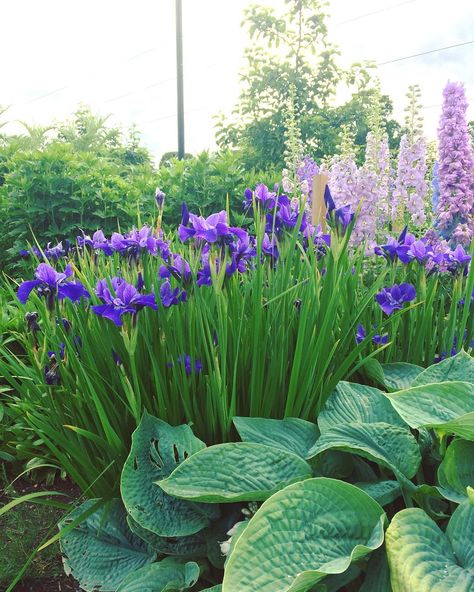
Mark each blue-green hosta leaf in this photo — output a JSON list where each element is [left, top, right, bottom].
[[385, 382, 474, 440], [126, 516, 207, 557], [222, 478, 386, 592], [355, 481, 401, 507], [59, 499, 155, 592], [121, 412, 218, 537], [201, 587, 222, 592], [412, 350, 474, 386], [233, 416, 319, 458], [318, 382, 406, 433], [158, 443, 312, 503], [386, 502, 474, 591], [380, 362, 423, 391], [438, 440, 474, 503], [116, 559, 200, 592], [359, 547, 392, 592], [307, 422, 421, 480]]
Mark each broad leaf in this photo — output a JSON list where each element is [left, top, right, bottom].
[[385, 382, 474, 440], [412, 350, 474, 386], [386, 503, 474, 591], [233, 416, 319, 458], [307, 422, 421, 480], [359, 548, 392, 592], [121, 412, 217, 537], [116, 559, 200, 592], [59, 499, 155, 592], [201, 587, 222, 592], [127, 516, 207, 557], [381, 362, 423, 391], [158, 443, 312, 502], [222, 478, 386, 592], [355, 481, 401, 507], [318, 382, 406, 433], [438, 440, 474, 502]]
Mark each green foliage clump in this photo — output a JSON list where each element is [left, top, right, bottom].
[[51, 351, 474, 591]]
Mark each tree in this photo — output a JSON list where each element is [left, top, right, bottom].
[[216, 0, 400, 169]]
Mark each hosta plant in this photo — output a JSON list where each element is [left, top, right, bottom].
[[54, 350, 474, 592]]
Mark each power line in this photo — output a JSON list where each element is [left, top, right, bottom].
[[378, 39, 474, 66], [335, 0, 416, 26]]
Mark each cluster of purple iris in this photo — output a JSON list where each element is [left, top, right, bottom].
[[374, 227, 472, 273]]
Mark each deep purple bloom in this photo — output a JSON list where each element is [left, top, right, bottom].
[[376, 283, 416, 315], [160, 280, 186, 308], [177, 354, 203, 376], [110, 226, 165, 258], [92, 277, 157, 326], [334, 204, 354, 230], [356, 324, 388, 345], [375, 228, 416, 264], [181, 202, 189, 226], [178, 211, 231, 243], [155, 187, 166, 209], [159, 253, 192, 284], [17, 263, 90, 308], [262, 233, 279, 259], [449, 244, 471, 268], [408, 240, 433, 263]]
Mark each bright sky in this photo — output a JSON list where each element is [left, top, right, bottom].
[[2, 0, 473, 161]]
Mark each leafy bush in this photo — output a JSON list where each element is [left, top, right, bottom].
[[52, 351, 474, 591]]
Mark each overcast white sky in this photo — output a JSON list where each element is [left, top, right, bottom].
[[1, 0, 473, 161]]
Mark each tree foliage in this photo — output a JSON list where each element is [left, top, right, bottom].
[[216, 0, 401, 168]]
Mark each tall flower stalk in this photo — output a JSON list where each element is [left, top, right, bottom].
[[436, 81, 474, 245]]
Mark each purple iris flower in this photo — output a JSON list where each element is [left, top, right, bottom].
[[159, 253, 192, 283], [375, 228, 415, 264], [262, 233, 279, 259], [376, 283, 416, 315], [177, 354, 203, 376], [323, 185, 354, 233], [92, 277, 157, 326], [155, 187, 166, 209], [448, 245, 471, 269], [178, 211, 231, 243], [77, 230, 114, 255], [356, 324, 389, 345], [44, 241, 70, 261], [17, 263, 90, 309], [160, 280, 186, 308], [111, 226, 164, 257], [408, 240, 433, 264], [277, 203, 308, 232]]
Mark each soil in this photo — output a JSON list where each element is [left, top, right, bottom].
[[0, 473, 83, 592]]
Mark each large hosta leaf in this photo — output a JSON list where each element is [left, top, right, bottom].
[[412, 350, 474, 386], [158, 443, 312, 502], [116, 559, 200, 592], [355, 481, 401, 507], [386, 502, 474, 591], [385, 382, 474, 440], [318, 382, 406, 433], [438, 440, 474, 502], [233, 417, 319, 458], [126, 516, 207, 557], [307, 422, 421, 480], [381, 362, 423, 391], [59, 499, 155, 592], [121, 412, 217, 537], [222, 478, 386, 592]]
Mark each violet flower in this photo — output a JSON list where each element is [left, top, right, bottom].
[[17, 263, 90, 309], [159, 253, 192, 284], [376, 283, 416, 315], [178, 211, 231, 243], [160, 280, 186, 308], [356, 324, 388, 345], [92, 277, 157, 326]]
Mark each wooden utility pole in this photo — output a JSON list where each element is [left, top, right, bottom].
[[176, 0, 185, 159]]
